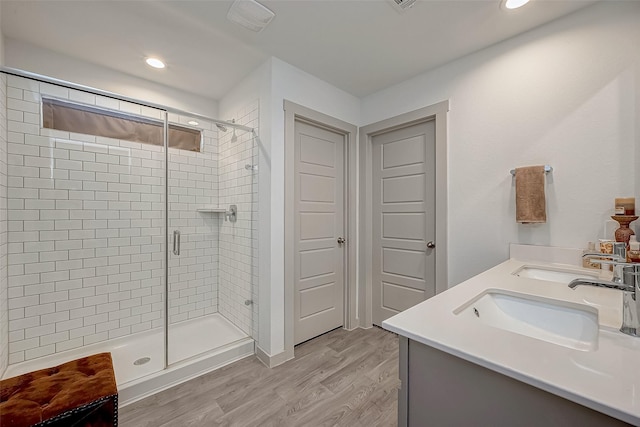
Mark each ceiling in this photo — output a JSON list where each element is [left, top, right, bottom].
[[1, 0, 597, 100]]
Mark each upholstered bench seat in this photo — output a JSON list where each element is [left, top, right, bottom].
[[0, 352, 118, 427]]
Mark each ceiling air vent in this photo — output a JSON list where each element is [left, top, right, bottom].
[[227, 0, 275, 33], [388, 0, 418, 13]]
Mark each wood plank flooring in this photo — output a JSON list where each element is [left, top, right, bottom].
[[119, 327, 399, 427]]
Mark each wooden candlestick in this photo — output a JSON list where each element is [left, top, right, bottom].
[[611, 215, 639, 246]]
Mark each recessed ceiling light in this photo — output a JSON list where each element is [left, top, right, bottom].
[[187, 120, 199, 126], [503, 0, 530, 9], [145, 57, 165, 69]]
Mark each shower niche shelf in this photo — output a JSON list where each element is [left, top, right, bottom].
[[196, 206, 227, 213]]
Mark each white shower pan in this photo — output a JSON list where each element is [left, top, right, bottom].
[[2, 313, 254, 406]]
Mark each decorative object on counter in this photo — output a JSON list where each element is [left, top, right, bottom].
[[582, 242, 601, 269], [615, 197, 635, 215], [0, 352, 118, 427], [514, 165, 548, 224], [629, 236, 640, 263], [599, 239, 614, 271], [600, 239, 614, 254], [611, 215, 638, 245]]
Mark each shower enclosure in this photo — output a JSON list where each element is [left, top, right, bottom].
[[0, 70, 259, 404]]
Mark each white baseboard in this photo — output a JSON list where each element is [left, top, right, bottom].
[[255, 345, 294, 368]]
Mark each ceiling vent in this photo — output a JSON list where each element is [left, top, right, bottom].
[[388, 0, 418, 13], [227, 0, 276, 33]]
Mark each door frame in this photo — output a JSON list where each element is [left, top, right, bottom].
[[359, 101, 449, 327], [284, 100, 358, 360]]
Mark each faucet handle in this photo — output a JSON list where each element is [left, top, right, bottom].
[[588, 258, 632, 284], [623, 264, 640, 287], [613, 241, 627, 259], [583, 252, 625, 262], [589, 259, 632, 267]]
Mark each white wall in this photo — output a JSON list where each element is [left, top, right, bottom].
[[362, 2, 640, 286], [4, 39, 218, 118]]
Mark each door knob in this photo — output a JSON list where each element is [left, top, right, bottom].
[[337, 237, 346, 245], [426, 241, 435, 249]]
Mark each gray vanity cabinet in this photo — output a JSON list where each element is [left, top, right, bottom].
[[397, 337, 631, 426]]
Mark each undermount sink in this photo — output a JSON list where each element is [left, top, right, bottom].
[[512, 265, 600, 284], [454, 289, 599, 351]]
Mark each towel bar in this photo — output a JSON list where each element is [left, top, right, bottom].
[[510, 165, 552, 176]]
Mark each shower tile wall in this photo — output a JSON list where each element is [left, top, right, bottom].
[[5, 75, 166, 363], [0, 74, 9, 375], [3, 75, 221, 364], [167, 113, 219, 325], [218, 100, 258, 337]]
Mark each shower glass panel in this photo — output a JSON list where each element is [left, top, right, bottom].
[[2, 73, 167, 383], [167, 112, 256, 364]]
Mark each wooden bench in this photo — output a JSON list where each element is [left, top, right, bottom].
[[0, 352, 118, 427]]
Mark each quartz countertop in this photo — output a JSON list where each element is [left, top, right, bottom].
[[382, 250, 640, 425]]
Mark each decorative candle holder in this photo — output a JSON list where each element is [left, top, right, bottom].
[[611, 215, 639, 246]]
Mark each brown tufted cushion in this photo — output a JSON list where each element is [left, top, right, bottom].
[[0, 352, 118, 427]]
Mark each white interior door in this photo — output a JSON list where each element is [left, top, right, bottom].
[[294, 120, 345, 344], [372, 120, 436, 326]]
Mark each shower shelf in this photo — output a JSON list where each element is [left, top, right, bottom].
[[196, 207, 227, 213]]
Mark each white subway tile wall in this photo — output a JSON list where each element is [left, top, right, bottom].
[[1, 74, 9, 375], [6, 75, 168, 363], [218, 101, 259, 338]]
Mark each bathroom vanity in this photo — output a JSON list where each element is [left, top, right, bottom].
[[383, 244, 639, 426]]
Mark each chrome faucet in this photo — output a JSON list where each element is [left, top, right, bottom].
[[569, 262, 640, 337], [582, 241, 626, 283]]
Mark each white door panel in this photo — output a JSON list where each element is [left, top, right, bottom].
[[300, 282, 338, 317], [294, 120, 345, 344], [383, 213, 426, 240], [381, 135, 425, 169], [382, 248, 426, 280], [300, 248, 334, 279], [382, 174, 425, 203], [300, 213, 334, 240], [300, 135, 336, 167], [373, 120, 436, 325], [382, 282, 425, 312]]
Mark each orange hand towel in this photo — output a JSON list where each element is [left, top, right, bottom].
[[515, 165, 547, 224]]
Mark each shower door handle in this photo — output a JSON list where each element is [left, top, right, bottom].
[[173, 230, 181, 255]]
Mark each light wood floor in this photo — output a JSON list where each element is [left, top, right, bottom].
[[119, 326, 399, 427]]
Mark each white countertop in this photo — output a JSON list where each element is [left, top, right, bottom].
[[382, 249, 640, 425]]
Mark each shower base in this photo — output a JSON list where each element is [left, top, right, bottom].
[[2, 313, 254, 406]]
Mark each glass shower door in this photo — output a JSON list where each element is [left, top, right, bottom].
[[166, 112, 254, 364]]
